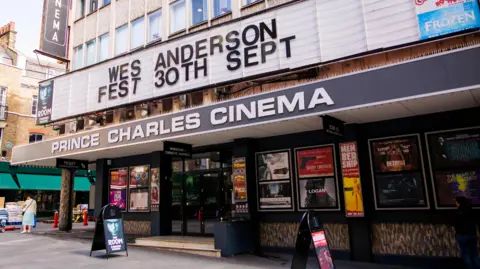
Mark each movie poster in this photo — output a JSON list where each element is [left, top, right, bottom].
[[296, 146, 335, 178], [36, 80, 54, 125], [415, 0, 480, 40], [312, 231, 335, 269], [104, 218, 126, 253], [129, 189, 149, 212], [110, 168, 127, 188], [256, 151, 291, 181], [109, 189, 127, 210], [340, 142, 364, 217], [375, 173, 426, 207], [427, 128, 480, 170], [298, 178, 337, 209], [258, 182, 292, 209], [435, 171, 480, 207], [150, 168, 160, 210], [233, 157, 248, 202], [371, 137, 420, 173], [129, 165, 150, 188]]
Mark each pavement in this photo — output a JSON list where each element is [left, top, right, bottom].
[[0, 223, 415, 269]]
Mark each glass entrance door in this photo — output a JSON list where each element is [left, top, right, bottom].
[[185, 173, 202, 234]]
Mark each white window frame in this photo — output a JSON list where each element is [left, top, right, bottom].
[[0, 87, 7, 106], [85, 39, 97, 66], [130, 16, 146, 50], [73, 45, 84, 70], [243, 0, 260, 6], [31, 95, 38, 116], [212, 0, 231, 18], [148, 9, 162, 43], [191, 0, 208, 26], [101, 0, 111, 7], [98, 33, 110, 62], [170, 0, 186, 34], [76, 0, 86, 19], [115, 24, 129, 56]]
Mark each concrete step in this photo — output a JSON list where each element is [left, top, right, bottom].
[[129, 236, 221, 258]]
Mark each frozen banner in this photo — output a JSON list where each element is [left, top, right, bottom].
[[427, 128, 480, 170], [375, 173, 427, 207], [298, 178, 337, 209], [256, 151, 291, 181], [371, 136, 420, 173], [435, 170, 480, 206], [258, 182, 293, 209], [415, 0, 480, 40]]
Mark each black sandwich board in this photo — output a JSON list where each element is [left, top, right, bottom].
[[291, 210, 336, 269], [90, 205, 128, 259]]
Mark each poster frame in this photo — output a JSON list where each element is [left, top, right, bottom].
[[127, 164, 151, 213], [425, 126, 480, 210], [339, 141, 365, 217], [150, 167, 160, 211], [294, 144, 341, 212], [255, 149, 295, 212], [368, 133, 430, 210], [108, 167, 128, 212]]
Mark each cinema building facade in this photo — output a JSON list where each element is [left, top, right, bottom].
[[13, 0, 480, 267]]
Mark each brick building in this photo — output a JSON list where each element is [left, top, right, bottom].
[[0, 22, 65, 160]]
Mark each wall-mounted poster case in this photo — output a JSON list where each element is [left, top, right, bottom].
[[425, 126, 480, 209], [368, 134, 430, 210], [255, 149, 294, 212], [150, 168, 160, 211], [128, 165, 150, 212], [109, 168, 128, 211], [294, 144, 340, 211]]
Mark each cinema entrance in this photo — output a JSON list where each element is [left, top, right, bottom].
[[171, 151, 233, 236]]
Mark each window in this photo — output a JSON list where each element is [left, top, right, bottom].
[[85, 39, 96, 66], [148, 9, 162, 42], [170, 0, 186, 34], [89, 0, 98, 13], [101, 0, 111, 7], [29, 134, 44, 143], [213, 0, 231, 17], [32, 95, 38, 115], [243, 0, 258, 6], [0, 87, 7, 106], [98, 33, 110, 61], [191, 0, 208, 25], [76, 0, 85, 19], [131, 17, 145, 49], [115, 25, 128, 55], [73, 45, 83, 70]]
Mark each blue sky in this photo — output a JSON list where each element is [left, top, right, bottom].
[[0, 1, 50, 59]]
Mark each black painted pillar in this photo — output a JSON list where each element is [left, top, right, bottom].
[[343, 124, 373, 262], [233, 138, 260, 253], [94, 159, 109, 217], [150, 151, 172, 236]]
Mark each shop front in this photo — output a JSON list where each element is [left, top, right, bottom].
[[11, 45, 480, 267]]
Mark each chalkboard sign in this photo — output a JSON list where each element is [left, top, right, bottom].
[[90, 205, 128, 259], [291, 211, 336, 269]]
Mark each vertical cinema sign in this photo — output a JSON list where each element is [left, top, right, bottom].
[[340, 142, 364, 217], [39, 0, 69, 59]]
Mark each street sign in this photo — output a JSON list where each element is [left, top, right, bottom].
[[322, 115, 344, 137], [56, 158, 89, 170], [163, 141, 192, 158]]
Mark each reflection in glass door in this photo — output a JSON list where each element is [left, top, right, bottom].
[[171, 173, 183, 234], [202, 173, 219, 235], [185, 174, 202, 234]]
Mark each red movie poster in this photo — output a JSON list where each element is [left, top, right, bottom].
[[297, 146, 334, 178], [371, 137, 420, 173], [312, 231, 335, 269]]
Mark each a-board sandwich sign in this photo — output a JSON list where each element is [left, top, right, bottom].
[[90, 204, 128, 258]]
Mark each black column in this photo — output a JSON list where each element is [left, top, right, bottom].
[[343, 124, 373, 262], [159, 151, 173, 235], [94, 159, 109, 217], [233, 138, 260, 252]]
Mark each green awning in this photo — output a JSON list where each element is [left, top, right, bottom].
[[0, 173, 18, 189], [17, 174, 61, 191], [74, 177, 92, 191], [16, 174, 92, 191]]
